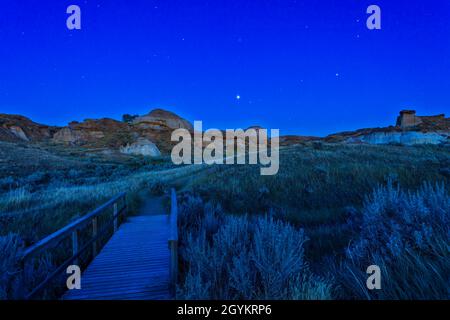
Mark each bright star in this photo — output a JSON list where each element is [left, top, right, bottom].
[[236, 95, 241, 100]]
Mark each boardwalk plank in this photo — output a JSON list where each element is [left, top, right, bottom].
[[63, 214, 171, 300]]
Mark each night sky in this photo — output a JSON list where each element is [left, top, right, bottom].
[[1, 0, 449, 136]]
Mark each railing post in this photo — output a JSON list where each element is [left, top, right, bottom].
[[72, 229, 79, 266], [113, 203, 118, 233], [169, 239, 178, 297], [20, 258, 29, 300], [92, 217, 98, 257], [124, 194, 128, 216], [169, 188, 178, 298]]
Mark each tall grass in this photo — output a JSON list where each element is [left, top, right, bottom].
[[0, 164, 208, 242], [0, 234, 23, 299], [189, 144, 449, 225]]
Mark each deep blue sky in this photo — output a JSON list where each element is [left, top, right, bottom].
[[0, 0, 449, 136]]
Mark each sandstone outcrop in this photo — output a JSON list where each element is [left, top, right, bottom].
[[325, 110, 449, 146], [396, 110, 448, 130], [132, 109, 193, 131], [350, 131, 448, 145], [120, 138, 161, 157], [52, 118, 133, 147], [0, 114, 58, 142]]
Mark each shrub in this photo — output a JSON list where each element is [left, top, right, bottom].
[[25, 171, 50, 186], [0, 177, 16, 191], [0, 234, 23, 299], [122, 114, 138, 123], [178, 195, 333, 299], [340, 181, 449, 299], [346, 181, 449, 260], [67, 169, 83, 179]]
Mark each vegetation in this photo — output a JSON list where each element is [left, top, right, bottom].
[[177, 195, 332, 299], [338, 181, 449, 299], [122, 114, 139, 123], [0, 141, 449, 299], [177, 143, 449, 299]]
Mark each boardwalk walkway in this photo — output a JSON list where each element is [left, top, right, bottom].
[[63, 197, 171, 300]]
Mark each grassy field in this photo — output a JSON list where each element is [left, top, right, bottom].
[[177, 143, 450, 299], [0, 141, 449, 299]]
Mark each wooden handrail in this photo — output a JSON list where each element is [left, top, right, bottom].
[[168, 188, 178, 297], [20, 192, 127, 299], [21, 192, 126, 261]]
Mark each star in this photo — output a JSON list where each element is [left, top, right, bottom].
[[335, 73, 340, 77], [236, 95, 241, 100]]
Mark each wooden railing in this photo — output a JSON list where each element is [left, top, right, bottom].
[[168, 188, 178, 297], [19, 192, 127, 300]]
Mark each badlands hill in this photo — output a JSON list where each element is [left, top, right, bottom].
[[325, 110, 450, 145], [0, 109, 193, 156], [0, 109, 448, 158]]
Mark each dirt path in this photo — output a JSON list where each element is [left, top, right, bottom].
[[137, 196, 167, 216]]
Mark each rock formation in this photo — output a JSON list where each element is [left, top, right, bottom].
[[1, 108, 448, 152], [120, 138, 161, 157], [396, 110, 447, 129], [0, 114, 58, 142], [396, 110, 423, 128], [132, 109, 193, 131], [0, 108, 192, 155], [326, 110, 449, 145], [52, 118, 132, 147], [353, 131, 448, 145]]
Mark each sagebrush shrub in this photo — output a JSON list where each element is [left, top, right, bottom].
[[178, 195, 333, 299], [347, 181, 449, 260], [342, 181, 449, 299]]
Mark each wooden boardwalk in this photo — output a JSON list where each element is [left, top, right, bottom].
[[20, 190, 178, 300], [63, 214, 171, 300]]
